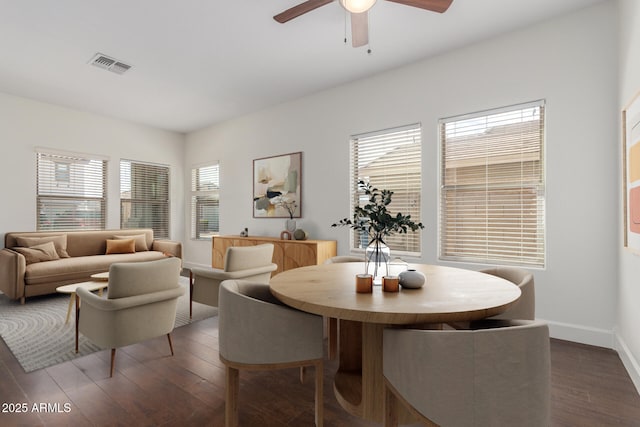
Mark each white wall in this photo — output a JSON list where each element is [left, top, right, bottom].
[[0, 92, 186, 243], [617, 0, 640, 394], [185, 2, 619, 348]]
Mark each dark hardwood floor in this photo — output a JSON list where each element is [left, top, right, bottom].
[[1, 315, 639, 426]]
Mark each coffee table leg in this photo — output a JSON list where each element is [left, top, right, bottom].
[[65, 293, 74, 324], [75, 293, 80, 353]]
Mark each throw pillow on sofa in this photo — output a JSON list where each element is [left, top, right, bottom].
[[13, 241, 60, 264], [105, 238, 136, 254], [15, 234, 70, 258], [113, 234, 148, 252]]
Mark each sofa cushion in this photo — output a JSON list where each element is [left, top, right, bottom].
[[23, 251, 169, 285], [65, 229, 155, 257], [15, 234, 70, 258], [106, 239, 135, 254], [13, 241, 60, 264], [113, 234, 148, 252]]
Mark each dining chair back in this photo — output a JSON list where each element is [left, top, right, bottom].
[[323, 255, 363, 264], [481, 266, 535, 320], [322, 255, 362, 358], [383, 319, 550, 427], [218, 279, 324, 427]]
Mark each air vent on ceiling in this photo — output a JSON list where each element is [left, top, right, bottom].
[[88, 53, 132, 75]]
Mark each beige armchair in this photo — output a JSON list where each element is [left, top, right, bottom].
[[481, 266, 535, 320], [383, 319, 550, 427], [218, 280, 324, 427], [76, 257, 184, 377], [189, 243, 277, 318]]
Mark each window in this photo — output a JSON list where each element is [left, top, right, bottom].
[[349, 124, 423, 254], [54, 162, 70, 183], [36, 150, 107, 231], [191, 163, 220, 239], [120, 160, 170, 238], [439, 100, 545, 267]]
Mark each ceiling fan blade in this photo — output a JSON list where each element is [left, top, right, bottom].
[[385, 0, 453, 13], [274, 0, 334, 23], [351, 11, 369, 47]]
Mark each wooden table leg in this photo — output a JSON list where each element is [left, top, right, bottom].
[[328, 317, 338, 360], [75, 293, 80, 353], [333, 320, 415, 423], [189, 270, 193, 319], [64, 293, 75, 324], [361, 322, 385, 421]]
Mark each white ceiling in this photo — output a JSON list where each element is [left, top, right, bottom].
[[0, 0, 605, 134]]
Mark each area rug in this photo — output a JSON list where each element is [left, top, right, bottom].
[[0, 277, 217, 373]]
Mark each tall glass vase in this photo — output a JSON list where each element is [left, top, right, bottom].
[[365, 239, 390, 285]]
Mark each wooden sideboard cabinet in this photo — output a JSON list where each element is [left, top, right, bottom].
[[211, 235, 337, 275]]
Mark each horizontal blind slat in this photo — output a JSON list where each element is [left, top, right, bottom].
[[351, 124, 422, 254], [37, 151, 106, 231], [191, 162, 220, 239], [120, 160, 170, 238], [439, 101, 545, 267]]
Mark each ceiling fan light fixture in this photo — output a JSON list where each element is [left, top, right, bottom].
[[339, 0, 376, 14]]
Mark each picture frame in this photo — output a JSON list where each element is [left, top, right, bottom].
[[623, 92, 640, 252], [253, 152, 302, 218]]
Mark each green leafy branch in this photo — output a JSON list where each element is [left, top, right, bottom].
[[331, 180, 424, 246]]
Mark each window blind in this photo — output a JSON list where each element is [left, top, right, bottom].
[[350, 124, 422, 254], [191, 163, 220, 239], [439, 100, 545, 267], [120, 159, 170, 239], [36, 150, 107, 231]]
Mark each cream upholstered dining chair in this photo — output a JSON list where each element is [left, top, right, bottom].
[[218, 280, 324, 427], [322, 255, 362, 359], [481, 266, 535, 320], [76, 257, 184, 377], [383, 319, 550, 427], [189, 243, 277, 318]]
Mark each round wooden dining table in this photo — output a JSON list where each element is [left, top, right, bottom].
[[269, 262, 521, 423]]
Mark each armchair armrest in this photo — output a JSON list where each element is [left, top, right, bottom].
[[77, 286, 185, 311], [0, 248, 26, 301], [191, 264, 277, 281], [151, 239, 182, 259]]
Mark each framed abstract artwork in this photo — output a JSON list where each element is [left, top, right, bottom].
[[623, 92, 640, 252], [253, 152, 302, 218]]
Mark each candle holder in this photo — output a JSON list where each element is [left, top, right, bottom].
[[355, 274, 373, 293], [382, 275, 399, 293]]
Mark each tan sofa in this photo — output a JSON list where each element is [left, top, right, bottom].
[[0, 229, 182, 304]]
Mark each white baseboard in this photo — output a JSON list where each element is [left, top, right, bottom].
[[544, 319, 615, 349], [544, 319, 640, 395], [614, 332, 640, 395]]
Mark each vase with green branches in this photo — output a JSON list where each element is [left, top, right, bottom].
[[332, 180, 424, 282]]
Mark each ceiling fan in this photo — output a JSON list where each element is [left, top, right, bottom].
[[273, 0, 453, 48]]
